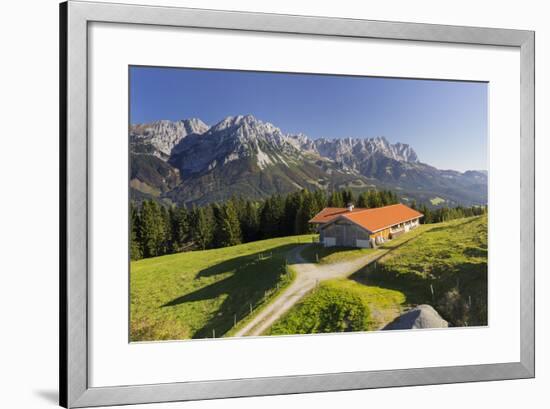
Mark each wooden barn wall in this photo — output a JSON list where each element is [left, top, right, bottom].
[[371, 228, 391, 240], [321, 220, 370, 247]]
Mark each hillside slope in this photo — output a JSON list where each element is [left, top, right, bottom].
[[130, 235, 314, 341], [361, 215, 488, 326], [269, 215, 488, 334]]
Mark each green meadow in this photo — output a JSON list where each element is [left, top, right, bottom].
[[131, 215, 487, 341], [130, 235, 314, 341]]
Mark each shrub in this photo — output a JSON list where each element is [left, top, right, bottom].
[[269, 283, 371, 335]]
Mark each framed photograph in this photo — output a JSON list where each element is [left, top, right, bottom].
[[60, 1, 534, 407]]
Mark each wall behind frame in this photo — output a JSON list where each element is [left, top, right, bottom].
[[0, 0, 547, 408]]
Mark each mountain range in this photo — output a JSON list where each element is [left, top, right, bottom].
[[130, 114, 487, 208]]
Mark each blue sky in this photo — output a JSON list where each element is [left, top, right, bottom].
[[130, 66, 488, 172]]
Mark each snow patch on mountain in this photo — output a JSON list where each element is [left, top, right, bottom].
[[256, 146, 274, 170]]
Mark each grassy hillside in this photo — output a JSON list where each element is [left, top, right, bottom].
[[132, 216, 487, 341], [130, 235, 315, 341], [270, 215, 487, 334], [354, 215, 488, 326], [268, 279, 405, 335]]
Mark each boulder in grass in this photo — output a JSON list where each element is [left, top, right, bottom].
[[383, 305, 448, 330]]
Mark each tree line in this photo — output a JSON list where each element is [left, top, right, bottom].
[[413, 203, 487, 224], [130, 188, 486, 260]]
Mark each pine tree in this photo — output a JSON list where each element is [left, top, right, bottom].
[[166, 205, 190, 253], [328, 191, 344, 207], [295, 192, 317, 234], [259, 199, 275, 239], [159, 205, 171, 255], [139, 200, 165, 257], [167, 206, 178, 252], [390, 191, 399, 204], [129, 202, 142, 260], [212, 204, 224, 248], [379, 190, 389, 206], [214, 201, 242, 247], [241, 200, 260, 242], [420, 204, 431, 224], [271, 194, 285, 236], [342, 189, 355, 206], [176, 206, 190, 247], [367, 190, 383, 208], [139, 201, 152, 256], [283, 192, 302, 236], [356, 192, 368, 208], [190, 205, 214, 250], [313, 189, 327, 213]]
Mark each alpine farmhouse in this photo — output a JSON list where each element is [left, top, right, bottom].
[[309, 203, 423, 248]]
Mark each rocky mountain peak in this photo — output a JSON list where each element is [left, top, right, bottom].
[[181, 117, 209, 134], [312, 135, 418, 166], [132, 115, 420, 166], [130, 117, 210, 158], [211, 114, 278, 133], [207, 115, 287, 149], [130, 115, 487, 208]]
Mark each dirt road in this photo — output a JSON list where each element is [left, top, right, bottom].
[[233, 245, 384, 337]]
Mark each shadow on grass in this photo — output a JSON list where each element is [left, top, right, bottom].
[[351, 266, 429, 305], [162, 244, 296, 339], [351, 260, 487, 326], [195, 246, 291, 278], [462, 247, 488, 258]]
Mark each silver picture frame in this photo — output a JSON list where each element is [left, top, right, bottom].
[[60, 1, 535, 407]]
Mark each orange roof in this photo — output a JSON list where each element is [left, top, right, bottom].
[[310, 203, 423, 233], [308, 207, 369, 224]]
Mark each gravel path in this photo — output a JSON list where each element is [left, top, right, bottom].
[[233, 245, 385, 337]]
